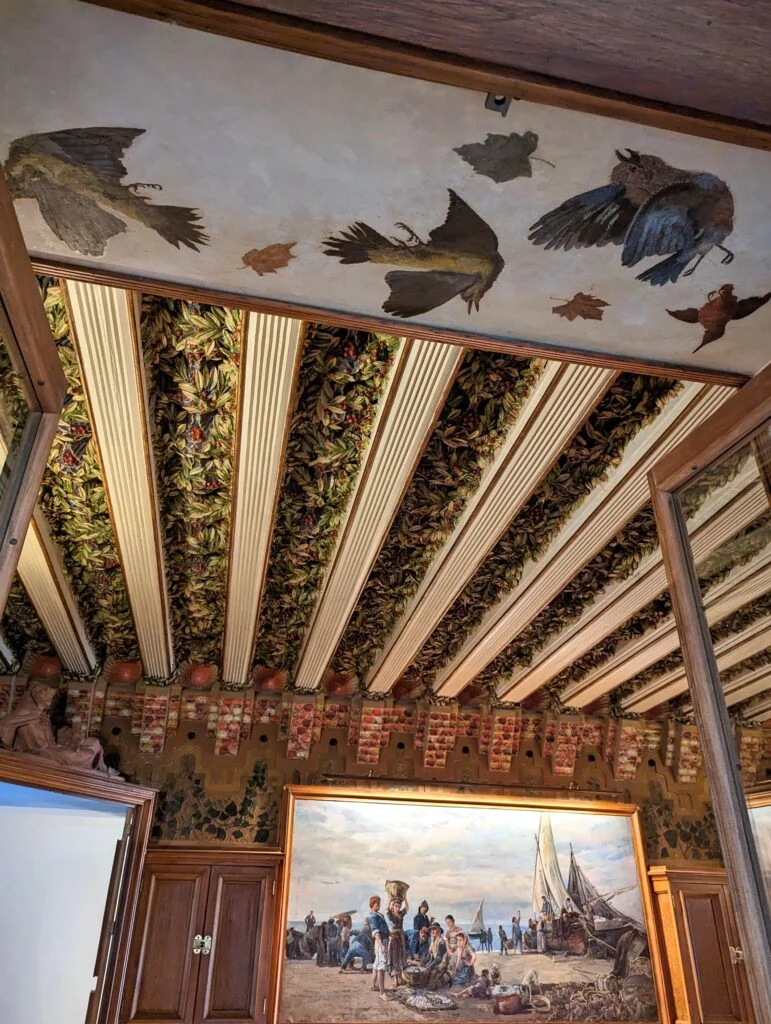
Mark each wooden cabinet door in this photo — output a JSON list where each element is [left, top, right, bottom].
[[194, 864, 275, 1024], [121, 861, 210, 1024], [677, 877, 753, 1024]]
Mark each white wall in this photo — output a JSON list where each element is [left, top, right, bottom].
[[0, 782, 129, 1024]]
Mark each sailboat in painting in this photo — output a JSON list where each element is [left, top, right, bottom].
[[532, 814, 640, 955], [468, 899, 486, 945]]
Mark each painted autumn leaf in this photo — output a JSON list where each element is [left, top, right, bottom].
[[453, 131, 553, 182], [552, 292, 610, 322], [240, 241, 297, 276]]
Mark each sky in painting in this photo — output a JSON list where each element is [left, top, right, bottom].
[[286, 798, 644, 930]]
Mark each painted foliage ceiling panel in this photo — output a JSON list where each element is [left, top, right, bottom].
[[1, 275, 769, 726], [3, 0, 771, 379]]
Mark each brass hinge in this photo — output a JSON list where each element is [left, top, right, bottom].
[[193, 934, 213, 956], [729, 946, 745, 966]]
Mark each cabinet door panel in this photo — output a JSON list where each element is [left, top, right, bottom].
[[195, 865, 275, 1024], [122, 863, 210, 1023], [678, 882, 750, 1024]]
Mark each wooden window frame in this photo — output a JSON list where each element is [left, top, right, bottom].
[[0, 167, 67, 616], [649, 361, 771, 1020], [0, 748, 156, 1024]]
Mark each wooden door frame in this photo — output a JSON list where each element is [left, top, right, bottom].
[[648, 362, 771, 1020], [0, 167, 67, 614], [0, 749, 156, 1024]]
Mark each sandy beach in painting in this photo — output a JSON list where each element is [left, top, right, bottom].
[[281, 951, 618, 1022]]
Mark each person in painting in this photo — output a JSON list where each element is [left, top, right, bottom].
[[456, 967, 492, 1000], [367, 895, 390, 998], [387, 894, 409, 984], [421, 922, 450, 990], [525, 918, 537, 951], [410, 925, 430, 962], [449, 931, 477, 989], [445, 914, 462, 954], [540, 896, 553, 919], [511, 912, 522, 954], [486, 926, 493, 953], [338, 914, 352, 957], [564, 896, 574, 914], [305, 910, 316, 932], [413, 900, 431, 933], [498, 925, 509, 955], [339, 921, 373, 973], [536, 913, 546, 954]]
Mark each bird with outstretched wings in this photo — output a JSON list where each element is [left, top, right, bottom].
[[323, 189, 504, 318], [4, 126, 208, 257], [667, 284, 771, 351]]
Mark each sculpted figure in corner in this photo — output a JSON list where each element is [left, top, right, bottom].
[[0, 683, 119, 776]]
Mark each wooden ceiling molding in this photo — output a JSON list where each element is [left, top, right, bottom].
[[723, 664, 771, 709], [364, 361, 615, 694], [64, 280, 173, 679], [623, 612, 771, 713], [539, 468, 769, 707], [569, 552, 771, 710], [745, 692, 771, 724], [434, 381, 734, 700], [221, 312, 303, 686], [293, 337, 464, 690]]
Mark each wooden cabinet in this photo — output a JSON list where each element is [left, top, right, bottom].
[[121, 850, 280, 1024], [649, 867, 754, 1024]]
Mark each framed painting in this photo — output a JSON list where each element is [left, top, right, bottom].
[[748, 785, 771, 905], [275, 786, 663, 1023]]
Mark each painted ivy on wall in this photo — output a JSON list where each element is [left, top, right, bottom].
[[1, 578, 53, 663], [252, 326, 398, 676], [142, 298, 241, 666], [397, 373, 681, 690], [33, 281, 138, 662], [332, 350, 541, 679]]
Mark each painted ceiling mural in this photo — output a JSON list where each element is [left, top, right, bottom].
[[3, 0, 771, 377]]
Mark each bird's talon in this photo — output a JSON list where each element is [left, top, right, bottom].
[[393, 221, 423, 245]]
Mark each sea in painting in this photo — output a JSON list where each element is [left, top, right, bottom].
[[279, 798, 657, 1022]]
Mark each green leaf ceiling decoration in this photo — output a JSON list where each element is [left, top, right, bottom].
[[252, 325, 399, 676], [141, 297, 241, 667], [332, 350, 541, 680], [1, 578, 53, 663], [25, 281, 138, 664], [396, 372, 682, 691]]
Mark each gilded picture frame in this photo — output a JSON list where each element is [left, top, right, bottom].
[[273, 785, 667, 1024]]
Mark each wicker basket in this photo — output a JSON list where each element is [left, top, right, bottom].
[[385, 879, 410, 900]]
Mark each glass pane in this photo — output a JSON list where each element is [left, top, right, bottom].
[[674, 428, 771, 910], [0, 302, 32, 510]]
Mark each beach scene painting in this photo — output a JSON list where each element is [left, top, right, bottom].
[[749, 799, 771, 902], [279, 792, 659, 1022]]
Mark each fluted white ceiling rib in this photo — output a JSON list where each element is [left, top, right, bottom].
[[293, 338, 464, 690], [745, 693, 771, 722], [0, 432, 94, 673], [623, 614, 771, 713], [724, 665, 771, 708], [567, 554, 771, 707], [222, 312, 303, 685], [366, 362, 616, 693], [65, 281, 172, 678], [545, 475, 768, 707], [433, 381, 734, 699]]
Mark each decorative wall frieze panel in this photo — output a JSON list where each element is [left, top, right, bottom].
[[294, 338, 464, 689], [65, 281, 172, 678], [623, 612, 771, 712], [511, 464, 766, 703], [435, 382, 734, 699], [567, 551, 771, 708], [367, 362, 615, 693], [222, 312, 303, 684]]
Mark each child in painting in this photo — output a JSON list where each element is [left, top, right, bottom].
[[444, 914, 462, 953], [367, 895, 390, 998], [456, 968, 491, 1000]]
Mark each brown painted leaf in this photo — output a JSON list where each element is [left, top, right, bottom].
[[551, 292, 610, 321], [241, 242, 297, 276]]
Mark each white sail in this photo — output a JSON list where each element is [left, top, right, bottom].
[[532, 814, 572, 914], [469, 899, 485, 934]]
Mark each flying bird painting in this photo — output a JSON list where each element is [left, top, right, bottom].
[[667, 284, 771, 351], [4, 127, 208, 257], [323, 189, 504, 318], [529, 149, 734, 286]]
